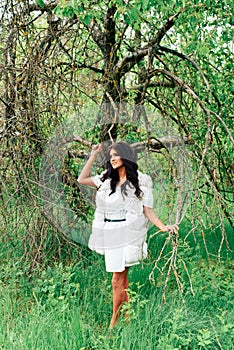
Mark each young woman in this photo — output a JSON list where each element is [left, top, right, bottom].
[[78, 141, 178, 329]]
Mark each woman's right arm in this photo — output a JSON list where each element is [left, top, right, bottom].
[[77, 144, 102, 187]]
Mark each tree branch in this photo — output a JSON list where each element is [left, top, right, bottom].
[[158, 46, 210, 91], [50, 61, 104, 74], [116, 11, 181, 76], [151, 12, 181, 46], [116, 47, 153, 77], [67, 135, 193, 159], [130, 81, 175, 91], [150, 69, 234, 145], [89, 19, 106, 52], [103, 3, 117, 62]]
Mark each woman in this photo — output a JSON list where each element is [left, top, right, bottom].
[[78, 141, 178, 329]]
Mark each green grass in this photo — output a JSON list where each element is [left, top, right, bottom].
[[1, 248, 234, 350], [0, 221, 234, 350]]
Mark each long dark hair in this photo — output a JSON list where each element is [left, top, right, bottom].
[[101, 142, 143, 199]]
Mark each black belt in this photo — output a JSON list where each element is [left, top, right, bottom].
[[104, 218, 126, 222]]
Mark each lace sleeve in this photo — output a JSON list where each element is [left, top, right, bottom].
[[140, 174, 154, 208], [91, 174, 103, 188]]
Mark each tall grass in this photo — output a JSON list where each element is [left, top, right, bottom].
[[1, 224, 234, 350]]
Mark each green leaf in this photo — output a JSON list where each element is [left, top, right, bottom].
[[63, 7, 75, 18], [198, 44, 209, 56], [141, 0, 150, 12], [36, 0, 45, 8], [129, 7, 140, 22], [81, 14, 93, 26], [54, 5, 75, 18]]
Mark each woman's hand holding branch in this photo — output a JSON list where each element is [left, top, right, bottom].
[[91, 143, 102, 156], [165, 224, 179, 235], [78, 143, 102, 186]]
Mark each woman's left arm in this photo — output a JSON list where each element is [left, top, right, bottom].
[[143, 206, 179, 234]]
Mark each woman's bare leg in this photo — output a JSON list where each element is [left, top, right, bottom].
[[109, 267, 129, 329]]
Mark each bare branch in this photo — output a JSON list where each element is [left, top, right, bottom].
[[130, 81, 175, 90], [50, 61, 104, 74], [89, 19, 105, 52], [116, 11, 181, 76], [149, 69, 234, 145], [151, 12, 181, 46], [158, 46, 211, 91], [66, 135, 193, 159]]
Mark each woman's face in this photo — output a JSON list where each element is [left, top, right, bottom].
[[109, 148, 124, 169]]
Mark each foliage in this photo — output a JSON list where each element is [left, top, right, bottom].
[[0, 3, 233, 349], [0, 0, 233, 285], [1, 240, 233, 349], [32, 263, 80, 308]]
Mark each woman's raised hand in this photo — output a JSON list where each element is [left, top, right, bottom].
[[91, 143, 102, 155], [78, 143, 102, 185]]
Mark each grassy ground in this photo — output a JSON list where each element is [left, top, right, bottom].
[[1, 226, 234, 350]]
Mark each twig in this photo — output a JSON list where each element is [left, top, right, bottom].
[[209, 316, 224, 350], [98, 93, 121, 143]]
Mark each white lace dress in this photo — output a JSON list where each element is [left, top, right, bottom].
[[88, 171, 154, 272]]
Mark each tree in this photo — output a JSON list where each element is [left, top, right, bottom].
[[0, 0, 233, 272]]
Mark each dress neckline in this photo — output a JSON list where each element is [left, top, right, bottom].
[[117, 182, 128, 189]]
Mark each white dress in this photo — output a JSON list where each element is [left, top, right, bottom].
[[88, 171, 154, 272]]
